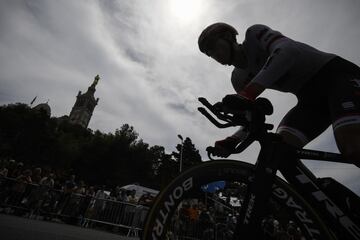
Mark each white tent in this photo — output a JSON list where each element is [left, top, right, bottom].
[[121, 184, 159, 198]]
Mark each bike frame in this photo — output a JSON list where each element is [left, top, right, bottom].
[[282, 150, 360, 240], [234, 133, 360, 240], [197, 97, 359, 239]]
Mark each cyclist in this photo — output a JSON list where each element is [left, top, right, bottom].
[[198, 23, 360, 167]]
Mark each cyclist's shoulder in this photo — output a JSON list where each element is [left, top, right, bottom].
[[245, 24, 272, 37], [247, 24, 270, 30]]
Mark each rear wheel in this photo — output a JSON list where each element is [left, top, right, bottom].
[[143, 160, 335, 240]]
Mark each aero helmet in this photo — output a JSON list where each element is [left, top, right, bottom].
[[198, 22, 238, 55]]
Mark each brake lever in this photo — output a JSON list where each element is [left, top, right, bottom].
[[206, 146, 230, 160], [233, 135, 255, 154], [206, 134, 255, 161], [206, 147, 215, 160]]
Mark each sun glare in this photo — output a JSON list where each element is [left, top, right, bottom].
[[168, 0, 204, 24]]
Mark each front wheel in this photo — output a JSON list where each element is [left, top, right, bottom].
[[143, 160, 335, 240]]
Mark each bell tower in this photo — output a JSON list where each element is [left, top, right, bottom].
[[69, 75, 100, 128]]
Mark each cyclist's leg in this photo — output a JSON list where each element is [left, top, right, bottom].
[[276, 124, 308, 148], [327, 60, 360, 167], [333, 126, 360, 167], [277, 83, 331, 149]]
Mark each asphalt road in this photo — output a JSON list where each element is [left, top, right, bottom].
[[0, 214, 138, 240]]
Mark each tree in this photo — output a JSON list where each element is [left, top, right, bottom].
[[172, 137, 202, 172], [149, 145, 167, 176], [157, 153, 177, 188], [0, 103, 61, 166], [0, 103, 204, 191]]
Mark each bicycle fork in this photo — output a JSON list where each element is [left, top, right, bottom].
[[233, 136, 287, 239]]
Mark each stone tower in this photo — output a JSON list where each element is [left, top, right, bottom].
[[69, 75, 100, 128]]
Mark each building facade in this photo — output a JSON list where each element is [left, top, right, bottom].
[[69, 75, 100, 128]]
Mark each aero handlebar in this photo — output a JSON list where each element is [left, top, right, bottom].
[[198, 96, 274, 158]]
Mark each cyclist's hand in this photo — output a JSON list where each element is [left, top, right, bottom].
[[222, 94, 254, 111], [213, 101, 224, 111], [213, 136, 240, 157]]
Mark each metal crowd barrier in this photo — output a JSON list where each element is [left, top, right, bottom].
[[0, 176, 149, 236], [80, 196, 149, 236]]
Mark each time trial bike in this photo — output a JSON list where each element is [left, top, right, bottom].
[[142, 96, 360, 240]]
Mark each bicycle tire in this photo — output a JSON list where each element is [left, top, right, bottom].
[[143, 160, 335, 240]]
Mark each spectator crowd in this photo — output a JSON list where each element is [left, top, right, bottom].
[[0, 158, 154, 234]]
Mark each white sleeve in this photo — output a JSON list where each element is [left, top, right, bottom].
[[246, 24, 298, 87], [251, 46, 298, 87]]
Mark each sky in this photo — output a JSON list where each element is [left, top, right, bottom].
[[0, 0, 359, 193]]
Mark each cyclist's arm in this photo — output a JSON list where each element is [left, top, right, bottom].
[[239, 82, 265, 100], [231, 68, 263, 100], [240, 47, 297, 100], [231, 68, 252, 94], [250, 47, 298, 90], [241, 25, 299, 99]]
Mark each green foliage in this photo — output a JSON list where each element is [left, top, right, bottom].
[[172, 137, 202, 171], [0, 103, 202, 190], [0, 103, 60, 166]]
